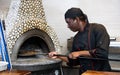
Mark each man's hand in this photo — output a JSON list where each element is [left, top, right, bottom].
[[69, 51, 81, 59], [48, 51, 58, 58]]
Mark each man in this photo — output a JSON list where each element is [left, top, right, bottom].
[[49, 7, 111, 74]]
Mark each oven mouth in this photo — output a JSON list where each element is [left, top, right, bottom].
[[17, 35, 50, 58], [11, 29, 56, 61]]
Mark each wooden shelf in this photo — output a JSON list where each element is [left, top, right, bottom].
[[0, 69, 31, 75], [82, 70, 120, 75]]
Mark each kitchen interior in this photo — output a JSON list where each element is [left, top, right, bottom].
[[0, 0, 120, 75]]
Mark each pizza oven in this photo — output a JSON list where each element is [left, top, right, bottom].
[[5, 0, 62, 74]]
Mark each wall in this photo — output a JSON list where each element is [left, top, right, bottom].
[[0, 0, 120, 54], [0, 0, 11, 19]]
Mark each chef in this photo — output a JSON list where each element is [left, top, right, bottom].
[[49, 7, 111, 74]]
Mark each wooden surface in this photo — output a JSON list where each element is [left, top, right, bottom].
[[0, 69, 31, 75], [82, 70, 120, 75]]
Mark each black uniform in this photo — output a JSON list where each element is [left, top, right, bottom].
[[67, 23, 111, 74]]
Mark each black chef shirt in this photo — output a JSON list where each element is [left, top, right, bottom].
[[67, 23, 111, 74]]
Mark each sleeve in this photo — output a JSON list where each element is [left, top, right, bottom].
[[89, 24, 110, 59]]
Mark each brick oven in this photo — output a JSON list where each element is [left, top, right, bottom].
[[5, 0, 62, 74]]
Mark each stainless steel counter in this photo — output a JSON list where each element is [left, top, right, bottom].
[[109, 53, 120, 71]]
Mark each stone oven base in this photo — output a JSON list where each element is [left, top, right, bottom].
[[12, 58, 62, 75]]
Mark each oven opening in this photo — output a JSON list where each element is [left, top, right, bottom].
[[17, 36, 49, 58]]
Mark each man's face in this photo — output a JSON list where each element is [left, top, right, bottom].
[[65, 18, 84, 32]]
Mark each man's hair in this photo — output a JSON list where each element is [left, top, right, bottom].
[[65, 7, 87, 21]]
